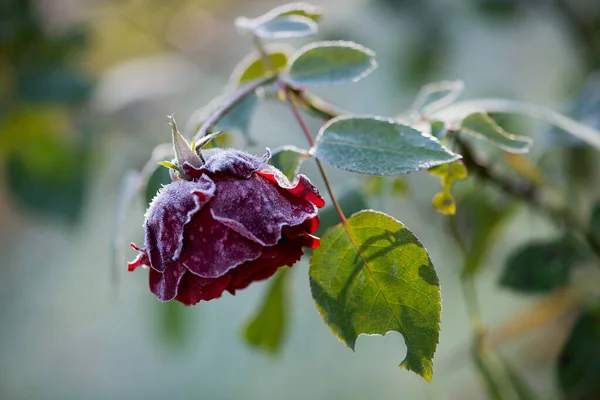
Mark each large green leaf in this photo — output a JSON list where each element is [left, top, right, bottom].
[[230, 46, 292, 85], [268, 145, 309, 180], [460, 112, 532, 153], [314, 116, 460, 176], [243, 268, 290, 355], [310, 211, 441, 381], [254, 15, 317, 39], [558, 303, 600, 400], [285, 41, 377, 87], [500, 238, 582, 294]]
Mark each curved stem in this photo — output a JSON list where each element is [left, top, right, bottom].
[[281, 83, 346, 224], [457, 136, 600, 264], [194, 75, 276, 140]]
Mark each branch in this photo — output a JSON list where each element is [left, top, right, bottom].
[[194, 75, 277, 140], [456, 136, 600, 262]]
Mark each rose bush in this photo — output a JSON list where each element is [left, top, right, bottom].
[[128, 148, 324, 305]]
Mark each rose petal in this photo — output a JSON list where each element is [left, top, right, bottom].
[[175, 271, 232, 306], [128, 243, 149, 271], [210, 175, 319, 247], [257, 170, 325, 208], [186, 148, 268, 179], [144, 176, 215, 271], [226, 238, 304, 294], [149, 261, 187, 302], [178, 206, 264, 278]]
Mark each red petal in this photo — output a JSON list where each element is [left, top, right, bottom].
[[257, 170, 325, 208], [226, 238, 304, 294], [127, 243, 149, 271], [175, 271, 232, 306]]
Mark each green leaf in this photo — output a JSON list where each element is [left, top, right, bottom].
[[429, 161, 468, 215], [590, 202, 600, 241], [558, 303, 600, 400], [430, 120, 447, 140], [363, 176, 408, 197], [314, 116, 460, 176], [461, 112, 532, 153], [230, 45, 292, 85], [168, 115, 202, 170], [269, 2, 323, 22], [315, 188, 368, 237], [145, 164, 172, 205], [187, 92, 258, 145], [429, 98, 600, 150], [16, 65, 92, 104], [3, 114, 89, 223], [310, 210, 441, 381], [268, 145, 309, 180], [285, 41, 378, 87], [242, 268, 290, 355], [235, 2, 322, 33], [254, 15, 317, 39], [155, 300, 189, 348], [412, 80, 464, 115], [455, 192, 515, 277], [500, 238, 582, 294], [157, 160, 178, 171]]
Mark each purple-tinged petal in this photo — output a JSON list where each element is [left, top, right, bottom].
[[210, 175, 319, 246], [149, 262, 187, 302], [185, 148, 269, 179], [178, 207, 264, 278], [144, 176, 215, 272]]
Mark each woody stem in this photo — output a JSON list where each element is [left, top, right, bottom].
[[281, 82, 347, 224]]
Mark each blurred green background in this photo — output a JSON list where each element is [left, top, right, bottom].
[[2, 0, 600, 399]]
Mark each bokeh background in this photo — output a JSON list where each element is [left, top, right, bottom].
[[2, 0, 600, 399]]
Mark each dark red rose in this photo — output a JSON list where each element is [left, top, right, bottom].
[[128, 148, 324, 306]]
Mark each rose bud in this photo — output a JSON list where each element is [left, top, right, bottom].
[[128, 120, 324, 305]]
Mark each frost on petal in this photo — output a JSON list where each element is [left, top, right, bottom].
[[149, 262, 187, 302], [210, 175, 319, 247], [257, 170, 325, 208], [190, 148, 268, 179], [175, 271, 232, 306], [144, 176, 215, 271], [178, 206, 264, 278]]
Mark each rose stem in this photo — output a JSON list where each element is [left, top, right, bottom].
[[281, 82, 347, 225], [194, 75, 276, 140]]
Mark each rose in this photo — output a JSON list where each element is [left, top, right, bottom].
[[128, 148, 324, 306]]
